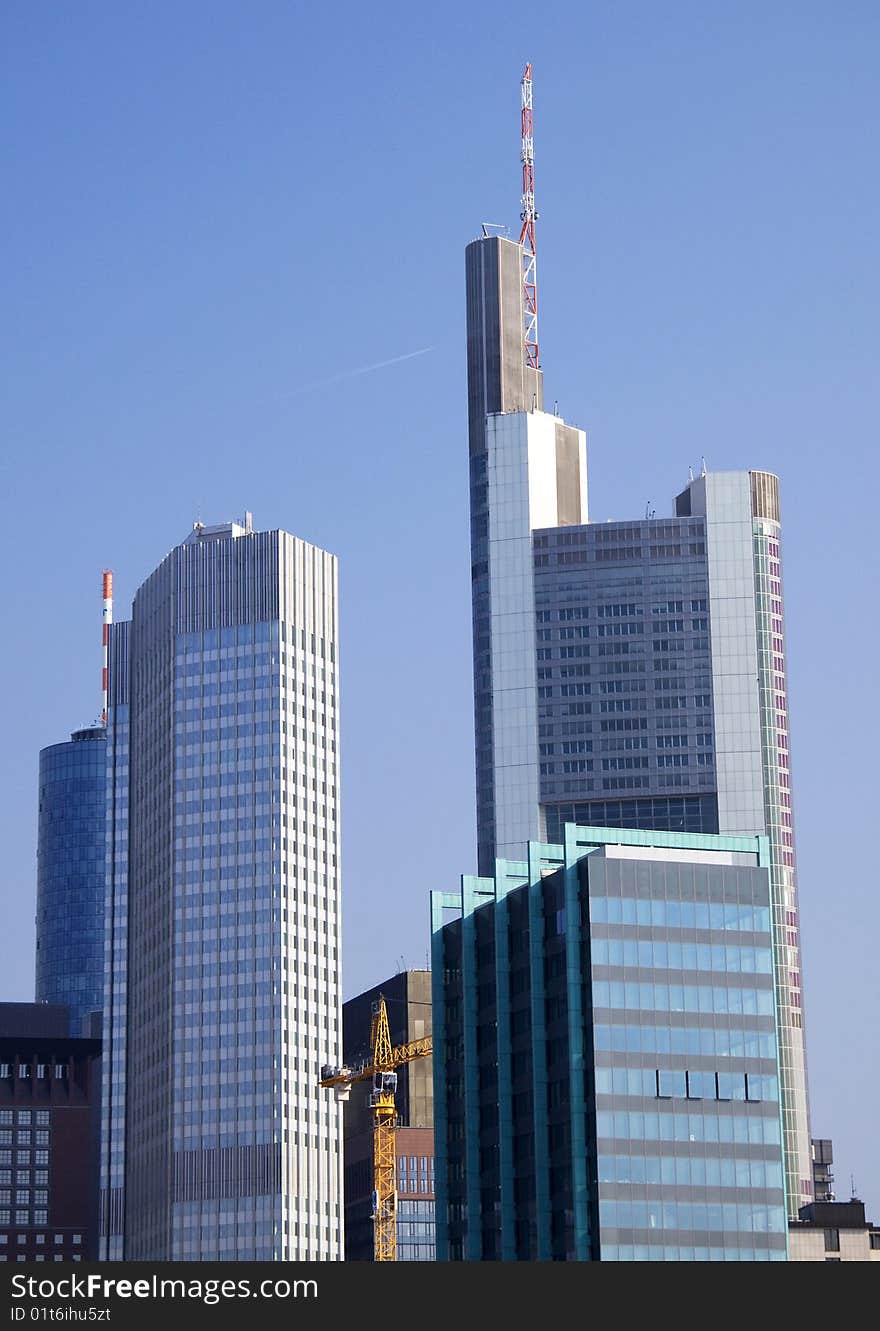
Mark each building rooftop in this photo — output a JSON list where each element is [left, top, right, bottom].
[[183, 512, 254, 544], [794, 1201, 877, 1230]]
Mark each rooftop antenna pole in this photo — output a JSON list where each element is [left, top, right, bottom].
[[101, 571, 113, 725], [519, 63, 539, 371]]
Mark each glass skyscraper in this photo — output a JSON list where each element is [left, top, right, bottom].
[[99, 515, 343, 1260], [432, 826, 788, 1261], [465, 231, 811, 1216], [36, 726, 107, 1036]]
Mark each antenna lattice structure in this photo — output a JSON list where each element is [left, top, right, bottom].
[[101, 571, 113, 725], [519, 63, 539, 370]]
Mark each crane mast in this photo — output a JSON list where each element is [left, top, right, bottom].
[[320, 995, 432, 1261], [369, 999, 398, 1261], [519, 62, 539, 370]]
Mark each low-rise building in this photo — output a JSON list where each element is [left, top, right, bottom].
[[789, 1200, 880, 1261], [0, 1003, 100, 1261]]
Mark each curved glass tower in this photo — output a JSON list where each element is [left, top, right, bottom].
[[36, 726, 107, 1035]]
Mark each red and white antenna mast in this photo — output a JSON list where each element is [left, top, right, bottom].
[[519, 63, 539, 371], [101, 570, 113, 725]]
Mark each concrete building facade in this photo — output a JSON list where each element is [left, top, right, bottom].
[[99, 516, 343, 1260], [789, 1200, 880, 1261]]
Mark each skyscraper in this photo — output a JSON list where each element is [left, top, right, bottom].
[[467, 233, 588, 880], [36, 727, 107, 1036], [465, 235, 810, 1208], [99, 515, 342, 1260]]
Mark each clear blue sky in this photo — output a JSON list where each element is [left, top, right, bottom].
[[2, 2, 877, 1214]]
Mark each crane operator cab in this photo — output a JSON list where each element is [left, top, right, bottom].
[[370, 1071, 397, 1106]]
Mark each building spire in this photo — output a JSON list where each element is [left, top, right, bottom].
[[101, 570, 112, 724], [519, 63, 539, 370]]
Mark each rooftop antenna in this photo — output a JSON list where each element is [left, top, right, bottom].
[[519, 63, 539, 371], [101, 571, 113, 725], [700, 456, 707, 476], [688, 465, 694, 482]]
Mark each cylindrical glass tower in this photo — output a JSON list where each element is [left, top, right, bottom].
[[36, 725, 106, 1035]]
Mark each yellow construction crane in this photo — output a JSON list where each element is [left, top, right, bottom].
[[320, 996, 432, 1261]]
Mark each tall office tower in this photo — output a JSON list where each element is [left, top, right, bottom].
[[0, 1003, 101, 1260], [35, 727, 107, 1036], [98, 516, 342, 1260], [467, 232, 588, 879], [342, 971, 434, 1261], [432, 827, 788, 1261], [465, 221, 811, 1214]]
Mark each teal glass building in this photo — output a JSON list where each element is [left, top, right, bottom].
[[431, 825, 788, 1261], [36, 726, 107, 1035]]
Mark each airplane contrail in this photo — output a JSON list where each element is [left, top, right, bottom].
[[280, 346, 435, 398]]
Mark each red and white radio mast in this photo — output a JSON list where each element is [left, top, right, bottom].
[[101, 570, 113, 725], [518, 63, 539, 370]]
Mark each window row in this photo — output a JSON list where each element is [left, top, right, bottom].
[[0, 1235, 80, 1246], [591, 937, 766, 979], [0, 1066, 66, 1082], [0, 1170, 48, 1186], [594, 1065, 778, 1103], [601, 1243, 782, 1262], [596, 1110, 780, 1148], [592, 979, 773, 1018], [593, 1024, 776, 1060], [598, 1199, 784, 1235], [597, 1152, 783, 1191], [589, 897, 771, 935]]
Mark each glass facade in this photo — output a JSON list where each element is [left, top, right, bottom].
[[431, 826, 788, 1261], [469, 452, 811, 1216], [99, 522, 342, 1260], [533, 519, 717, 840], [36, 728, 107, 1035], [396, 1199, 436, 1261], [99, 621, 129, 1260]]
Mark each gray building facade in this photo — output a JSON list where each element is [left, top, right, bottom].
[[99, 516, 343, 1260], [431, 826, 788, 1261]]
